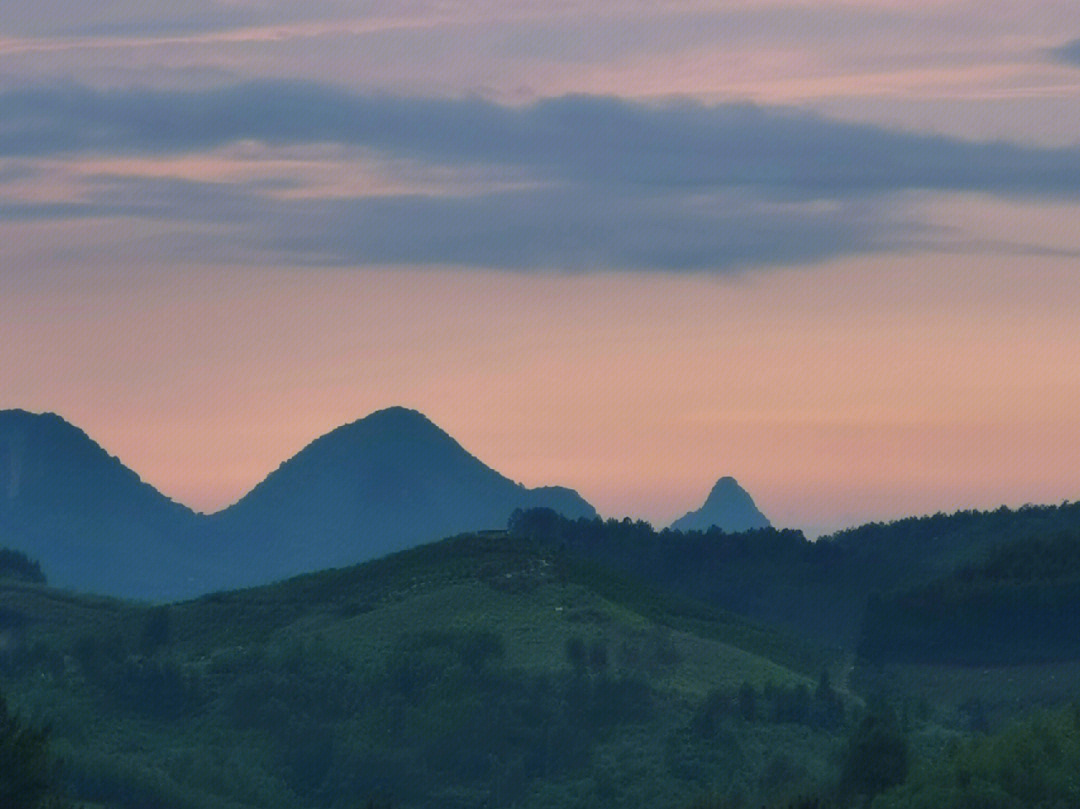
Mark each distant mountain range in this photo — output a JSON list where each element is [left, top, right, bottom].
[[0, 407, 595, 599], [670, 476, 771, 533]]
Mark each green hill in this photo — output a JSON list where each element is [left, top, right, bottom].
[[0, 533, 849, 809], [850, 529, 1080, 733]]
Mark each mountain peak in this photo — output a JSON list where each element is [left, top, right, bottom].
[[210, 406, 596, 585], [670, 476, 771, 533], [0, 408, 139, 502], [327, 407, 453, 445], [709, 476, 741, 494], [1, 408, 83, 437], [291, 407, 476, 477], [0, 408, 200, 598], [353, 406, 432, 426]]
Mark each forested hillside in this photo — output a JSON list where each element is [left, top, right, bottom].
[[509, 502, 1080, 648], [0, 534, 850, 809], [859, 528, 1080, 665], [6, 496, 1080, 808]]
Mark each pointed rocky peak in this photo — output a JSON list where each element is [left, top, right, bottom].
[[670, 476, 771, 533], [705, 476, 754, 505]]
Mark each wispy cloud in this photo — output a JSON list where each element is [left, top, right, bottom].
[[0, 16, 460, 57], [1, 173, 909, 271]]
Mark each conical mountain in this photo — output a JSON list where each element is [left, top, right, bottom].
[[670, 476, 770, 533], [208, 407, 596, 586], [0, 409, 202, 597]]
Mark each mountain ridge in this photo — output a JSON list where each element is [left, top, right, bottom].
[[0, 406, 595, 599]]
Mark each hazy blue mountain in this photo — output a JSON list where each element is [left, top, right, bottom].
[[0, 409, 204, 598], [670, 476, 771, 533], [207, 407, 596, 587], [0, 407, 596, 599]]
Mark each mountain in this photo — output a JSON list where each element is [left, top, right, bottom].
[[1, 407, 596, 598], [207, 407, 596, 588], [670, 476, 771, 532], [0, 409, 204, 598]]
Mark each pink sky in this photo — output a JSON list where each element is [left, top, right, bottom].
[[4, 195, 1079, 534], [2, 1, 1079, 535]]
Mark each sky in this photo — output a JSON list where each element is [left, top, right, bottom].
[[2, 1, 1079, 535]]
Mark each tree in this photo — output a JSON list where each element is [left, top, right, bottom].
[[0, 691, 52, 809], [812, 669, 843, 729], [0, 549, 46, 584], [840, 704, 908, 800], [737, 681, 757, 722], [139, 605, 171, 656], [565, 636, 587, 677]]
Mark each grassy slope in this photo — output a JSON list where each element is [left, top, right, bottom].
[[163, 534, 834, 680]]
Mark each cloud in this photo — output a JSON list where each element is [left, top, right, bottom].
[[3, 81, 1077, 272], [3, 82, 1080, 199], [0, 200, 98, 220], [1051, 38, 1080, 66], [277, 187, 904, 271], [0, 173, 912, 271]]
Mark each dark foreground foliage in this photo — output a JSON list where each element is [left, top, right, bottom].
[[0, 689, 70, 809], [873, 704, 1080, 809]]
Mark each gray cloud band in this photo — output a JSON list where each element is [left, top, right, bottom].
[[3, 82, 1080, 196], [1, 82, 1076, 271]]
